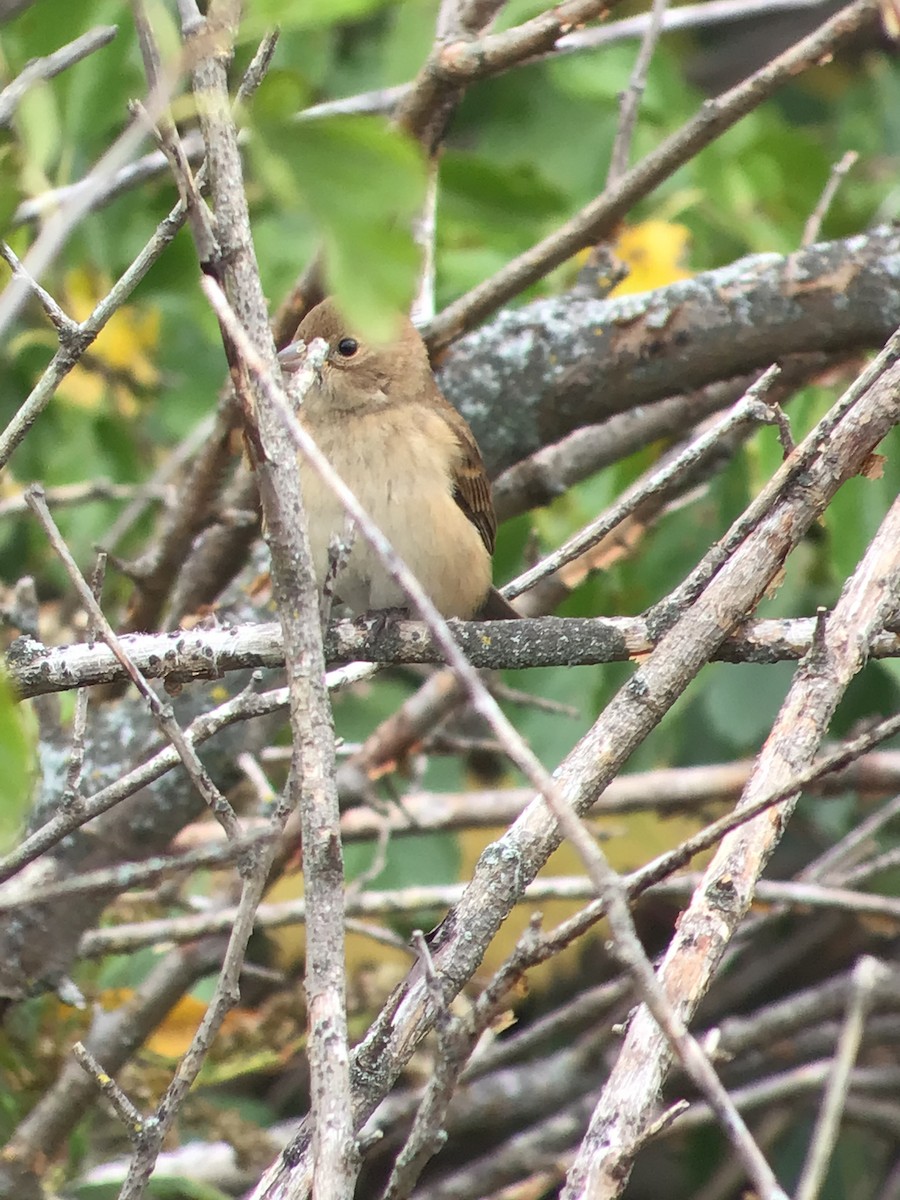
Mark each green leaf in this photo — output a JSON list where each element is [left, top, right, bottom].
[[75, 1176, 233, 1200], [0, 669, 35, 853], [250, 114, 427, 338], [0, 139, 23, 234], [14, 78, 60, 180], [240, 0, 400, 40]]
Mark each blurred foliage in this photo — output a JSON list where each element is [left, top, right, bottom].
[[250, 109, 427, 336], [0, 665, 34, 851], [1, 1, 900, 1186]]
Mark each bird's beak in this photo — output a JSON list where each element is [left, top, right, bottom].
[[278, 339, 310, 375]]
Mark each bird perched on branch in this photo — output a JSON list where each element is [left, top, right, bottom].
[[281, 297, 518, 621]]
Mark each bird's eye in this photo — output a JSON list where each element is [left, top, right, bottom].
[[336, 337, 359, 358]]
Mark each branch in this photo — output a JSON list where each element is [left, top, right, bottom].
[[394, 0, 606, 149], [76, 872, 900, 958], [567, 432, 900, 1194], [0, 28, 189, 342], [0, 940, 225, 1198], [252, 294, 900, 1200], [0, 204, 186, 470], [0, 26, 274, 485], [492, 352, 830, 521], [606, 0, 668, 185], [26, 485, 243, 838], [180, 5, 353, 1197], [0, 25, 117, 128], [298, 0, 851, 122], [424, 0, 880, 350], [8, 613, 900, 699], [437, 226, 900, 477], [794, 956, 887, 1200]]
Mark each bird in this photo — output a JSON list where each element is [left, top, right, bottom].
[[281, 297, 518, 621]]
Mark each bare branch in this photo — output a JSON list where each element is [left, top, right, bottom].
[[0, 204, 187, 470], [76, 871, 900, 959], [506, 366, 783, 600], [297, 0, 844, 122], [794, 956, 888, 1200], [25, 485, 244, 840], [9, 611, 900, 699], [0, 32, 190, 341], [570, 455, 900, 1195], [607, 0, 668, 185], [184, 0, 354, 1191], [802, 149, 859, 246], [0, 24, 117, 128], [0, 679, 285, 889], [0, 941, 225, 1197], [0, 241, 77, 335], [425, 0, 881, 351]]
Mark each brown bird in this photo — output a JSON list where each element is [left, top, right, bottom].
[[283, 298, 517, 621]]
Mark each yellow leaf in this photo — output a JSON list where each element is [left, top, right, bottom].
[[456, 807, 708, 988], [96, 989, 243, 1061], [58, 268, 161, 415], [610, 220, 692, 296]]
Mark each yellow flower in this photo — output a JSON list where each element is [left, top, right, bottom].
[[58, 268, 160, 416]]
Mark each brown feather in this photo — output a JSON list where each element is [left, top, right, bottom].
[[437, 398, 497, 556]]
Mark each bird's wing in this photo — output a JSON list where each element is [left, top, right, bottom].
[[440, 400, 497, 555]]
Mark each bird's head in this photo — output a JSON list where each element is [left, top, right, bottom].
[[282, 298, 433, 417]]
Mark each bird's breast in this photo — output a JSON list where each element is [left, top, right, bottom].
[[300, 407, 491, 617]]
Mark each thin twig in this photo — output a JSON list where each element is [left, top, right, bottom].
[[131, 0, 217, 259], [0, 241, 77, 335], [77, 870, 900, 958], [654, 327, 900, 622], [118, 855, 279, 1198], [802, 150, 859, 247], [505, 367, 782, 600], [0, 478, 169, 521], [794, 956, 888, 1200], [25, 485, 244, 841], [72, 1042, 146, 1136], [0, 32, 190, 341], [60, 551, 106, 809], [607, 0, 668, 185], [0, 25, 118, 128], [1, 941, 225, 1184], [800, 792, 900, 884], [0, 208, 185, 471], [628, 709, 900, 900], [0, 677, 285, 887], [0, 28, 275, 473], [0, 828, 274, 912]]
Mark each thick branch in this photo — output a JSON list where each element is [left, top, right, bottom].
[[8, 614, 900, 699], [438, 226, 900, 476], [425, 0, 881, 350]]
